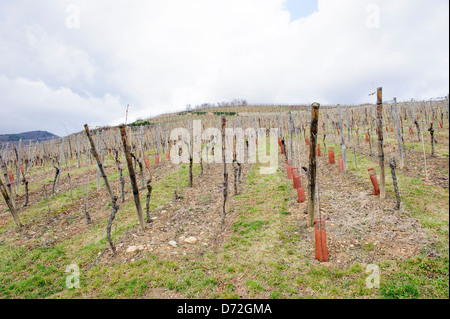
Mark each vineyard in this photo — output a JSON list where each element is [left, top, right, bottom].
[[0, 91, 448, 299]]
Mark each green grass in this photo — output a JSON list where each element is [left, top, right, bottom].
[[0, 156, 202, 298], [324, 141, 449, 298]]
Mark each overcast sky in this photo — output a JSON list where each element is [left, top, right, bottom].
[[0, 0, 448, 136]]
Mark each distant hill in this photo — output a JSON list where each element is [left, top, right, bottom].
[[0, 131, 59, 144]]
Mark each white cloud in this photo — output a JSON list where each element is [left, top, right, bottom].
[[0, 76, 123, 136], [0, 0, 448, 136]]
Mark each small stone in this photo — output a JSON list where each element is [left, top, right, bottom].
[[97, 252, 102, 256], [169, 240, 177, 247], [131, 258, 135, 262], [184, 236, 198, 244], [126, 246, 138, 253]]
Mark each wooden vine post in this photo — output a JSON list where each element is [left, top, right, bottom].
[[307, 103, 320, 227], [446, 94, 449, 120], [16, 139, 21, 193], [337, 104, 347, 171], [188, 121, 193, 188], [96, 131, 100, 190], [428, 123, 435, 157], [389, 158, 401, 210], [77, 135, 81, 169], [376, 87, 386, 200], [289, 112, 293, 165], [346, 105, 351, 144], [221, 115, 229, 227], [393, 98, 404, 169], [120, 124, 145, 231], [84, 124, 119, 254], [0, 174, 22, 228]]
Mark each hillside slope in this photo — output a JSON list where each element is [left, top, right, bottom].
[[0, 130, 59, 143]]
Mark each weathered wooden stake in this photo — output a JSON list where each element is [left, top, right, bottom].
[[393, 98, 404, 169], [96, 131, 100, 190], [221, 115, 229, 227], [428, 123, 435, 157], [77, 135, 81, 169], [16, 139, 21, 193], [307, 103, 320, 227], [289, 112, 293, 165], [376, 88, 386, 200], [145, 179, 153, 223], [119, 124, 145, 231], [338, 104, 347, 171], [389, 158, 401, 210]]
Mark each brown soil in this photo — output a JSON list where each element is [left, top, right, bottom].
[[285, 153, 436, 268]]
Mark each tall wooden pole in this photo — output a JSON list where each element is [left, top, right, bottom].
[[139, 126, 145, 189], [16, 139, 21, 193], [393, 98, 404, 169], [338, 104, 347, 171], [346, 105, 351, 144], [307, 103, 320, 227], [96, 131, 100, 190], [77, 135, 81, 169], [389, 158, 401, 210], [289, 112, 293, 165], [221, 115, 229, 226], [120, 124, 145, 231], [446, 94, 449, 120], [376, 88, 386, 199]]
